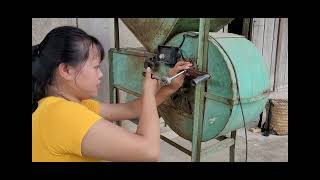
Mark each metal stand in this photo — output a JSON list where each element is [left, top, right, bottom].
[[112, 18, 121, 127], [161, 18, 236, 162], [190, 18, 210, 162], [230, 131, 237, 162], [110, 18, 237, 161]]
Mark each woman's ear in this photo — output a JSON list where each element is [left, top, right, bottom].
[[57, 63, 76, 81]]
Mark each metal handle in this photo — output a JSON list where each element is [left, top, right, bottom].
[[191, 74, 211, 86], [169, 70, 187, 81]]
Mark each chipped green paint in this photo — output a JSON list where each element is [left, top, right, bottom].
[[109, 48, 170, 97]]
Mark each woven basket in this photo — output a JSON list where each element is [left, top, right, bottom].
[[270, 99, 288, 135]]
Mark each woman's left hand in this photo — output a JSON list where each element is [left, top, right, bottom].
[[166, 60, 193, 92]]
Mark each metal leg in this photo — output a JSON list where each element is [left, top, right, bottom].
[[191, 18, 211, 162], [109, 83, 121, 127], [230, 131, 237, 162], [109, 18, 120, 105], [108, 49, 115, 106], [108, 68, 120, 127], [113, 18, 122, 127], [258, 111, 263, 128], [115, 89, 122, 127], [263, 100, 272, 136], [114, 18, 120, 50], [160, 135, 192, 156]]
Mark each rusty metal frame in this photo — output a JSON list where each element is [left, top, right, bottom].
[[190, 18, 211, 161], [113, 18, 122, 127], [109, 18, 237, 162], [189, 18, 236, 162]]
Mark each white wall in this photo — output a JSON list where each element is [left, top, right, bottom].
[[32, 18, 77, 45], [251, 18, 288, 97], [32, 18, 142, 102]]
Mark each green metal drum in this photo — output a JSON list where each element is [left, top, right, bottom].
[[158, 32, 270, 141], [109, 32, 270, 142]]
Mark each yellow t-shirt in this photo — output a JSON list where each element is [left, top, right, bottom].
[[32, 96, 102, 162]]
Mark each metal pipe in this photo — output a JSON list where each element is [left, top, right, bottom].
[[108, 50, 115, 104], [114, 18, 120, 50], [170, 69, 187, 80], [160, 135, 192, 156], [160, 70, 187, 86], [113, 18, 120, 126], [191, 74, 211, 86]]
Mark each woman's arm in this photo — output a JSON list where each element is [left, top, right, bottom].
[[99, 86, 174, 121], [100, 61, 192, 121], [81, 68, 160, 161]]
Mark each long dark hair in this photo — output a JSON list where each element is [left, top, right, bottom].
[[32, 26, 105, 113]]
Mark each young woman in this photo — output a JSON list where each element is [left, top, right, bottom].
[[32, 26, 192, 162]]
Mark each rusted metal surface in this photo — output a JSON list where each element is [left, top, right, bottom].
[[121, 18, 178, 53], [170, 18, 234, 40], [121, 18, 233, 53], [158, 104, 194, 140], [185, 67, 210, 79]]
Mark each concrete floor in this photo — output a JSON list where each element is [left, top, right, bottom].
[[121, 118, 288, 162]]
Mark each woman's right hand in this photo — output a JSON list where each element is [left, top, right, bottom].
[[143, 67, 160, 96]]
